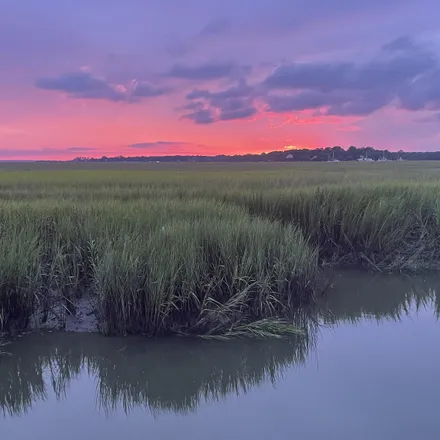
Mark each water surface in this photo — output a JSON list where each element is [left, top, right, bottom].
[[1, 271, 440, 439]]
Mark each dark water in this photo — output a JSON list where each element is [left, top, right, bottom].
[[1, 272, 440, 440]]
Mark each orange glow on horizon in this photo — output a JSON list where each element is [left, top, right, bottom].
[[0, 93, 372, 160]]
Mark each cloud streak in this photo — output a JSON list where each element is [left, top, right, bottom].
[[130, 141, 191, 148], [129, 140, 211, 154], [0, 147, 98, 158]]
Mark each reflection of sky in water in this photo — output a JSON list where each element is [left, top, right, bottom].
[[1, 272, 440, 440]]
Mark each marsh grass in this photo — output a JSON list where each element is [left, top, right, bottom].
[[1, 161, 440, 336], [93, 213, 317, 336]]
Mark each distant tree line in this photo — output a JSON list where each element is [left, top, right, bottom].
[[72, 146, 440, 163]]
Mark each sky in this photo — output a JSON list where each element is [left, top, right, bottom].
[[2, 0, 440, 160]]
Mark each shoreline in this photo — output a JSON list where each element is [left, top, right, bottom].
[[2, 264, 439, 343]]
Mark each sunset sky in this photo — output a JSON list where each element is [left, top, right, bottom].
[[2, 0, 440, 160]]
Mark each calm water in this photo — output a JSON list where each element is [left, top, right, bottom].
[[1, 271, 440, 439]]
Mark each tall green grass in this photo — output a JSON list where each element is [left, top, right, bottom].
[[93, 214, 316, 336], [0, 199, 317, 336], [0, 161, 440, 336], [232, 183, 440, 270]]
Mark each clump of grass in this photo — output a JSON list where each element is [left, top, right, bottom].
[[198, 318, 305, 340], [92, 210, 318, 336]]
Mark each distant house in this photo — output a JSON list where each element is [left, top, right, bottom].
[[357, 152, 374, 162], [285, 153, 294, 160]]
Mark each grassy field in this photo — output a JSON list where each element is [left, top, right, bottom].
[[0, 160, 440, 336]]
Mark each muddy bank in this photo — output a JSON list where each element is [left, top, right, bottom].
[[29, 294, 99, 333]]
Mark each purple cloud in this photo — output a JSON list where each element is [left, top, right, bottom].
[[35, 71, 167, 102], [183, 108, 216, 124], [131, 82, 167, 97], [187, 81, 255, 101], [219, 106, 257, 121], [167, 61, 250, 81], [398, 69, 440, 111], [264, 37, 436, 93], [263, 37, 440, 116], [183, 80, 258, 123], [178, 36, 440, 122], [36, 71, 127, 101]]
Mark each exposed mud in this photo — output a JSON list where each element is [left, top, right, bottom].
[[29, 293, 99, 333]]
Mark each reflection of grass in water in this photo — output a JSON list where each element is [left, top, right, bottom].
[[0, 327, 314, 418], [0, 356, 46, 417], [0, 345, 88, 417], [318, 272, 440, 325], [94, 333, 313, 416]]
